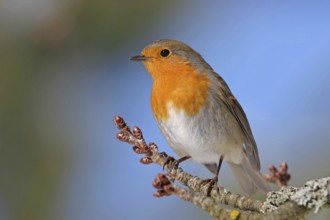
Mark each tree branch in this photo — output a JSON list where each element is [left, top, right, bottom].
[[114, 116, 330, 219]]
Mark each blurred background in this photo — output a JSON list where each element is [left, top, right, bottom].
[[1, 0, 330, 220]]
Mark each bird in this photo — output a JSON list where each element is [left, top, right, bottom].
[[130, 39, 270, 196]]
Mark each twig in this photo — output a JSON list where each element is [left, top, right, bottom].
[[264, 163, 291, 187], [114, 116, 264, 212], [114, 115, 330, 219], [152, 173, 261, 219]]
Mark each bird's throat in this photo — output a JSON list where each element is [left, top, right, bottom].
[[150, 67, 210, 121]]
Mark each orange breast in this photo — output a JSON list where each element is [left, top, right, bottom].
[[150, 62, 210, 120]]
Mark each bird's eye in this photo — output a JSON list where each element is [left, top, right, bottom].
[[160, 49, 170, 57]]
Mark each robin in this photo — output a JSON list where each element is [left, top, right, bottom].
[[130, 39, 270, 196]]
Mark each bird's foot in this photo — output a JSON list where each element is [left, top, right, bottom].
[[161, 155, 191, 170], [162, 155, 175, 170], [200, 176, 219, 196]]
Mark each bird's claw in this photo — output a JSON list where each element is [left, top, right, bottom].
[[162, 156, 177, 170], [201, 177, 219, 196], [162, 155, 191, 171]]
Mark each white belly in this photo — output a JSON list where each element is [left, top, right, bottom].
[[156, 103, 244, 164]]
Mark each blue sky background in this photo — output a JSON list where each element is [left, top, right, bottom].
[[1, 1, 330, 220]]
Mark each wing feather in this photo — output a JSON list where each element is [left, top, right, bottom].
[[211, 72, 261, 170]]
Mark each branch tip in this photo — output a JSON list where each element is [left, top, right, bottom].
[[140, 157, 153, 165], [132, 146, 144, 154], [133, 126, 143, 139], [114, 116, 125, 129], [116, 132, 128, 142], [152, 174, 175, 197], [264, 162, 291, 187], [149, 142, 158, 150]]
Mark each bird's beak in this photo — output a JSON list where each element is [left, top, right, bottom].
[[130, 55, 148, 61]]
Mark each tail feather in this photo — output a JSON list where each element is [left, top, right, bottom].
[[228, 156, 270, 196]]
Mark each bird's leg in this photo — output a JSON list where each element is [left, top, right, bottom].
[[162, 155, 191, 170], [201, 155, 224, 196]]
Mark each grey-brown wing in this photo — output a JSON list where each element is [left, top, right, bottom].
[[212, 72, 261, 170]]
